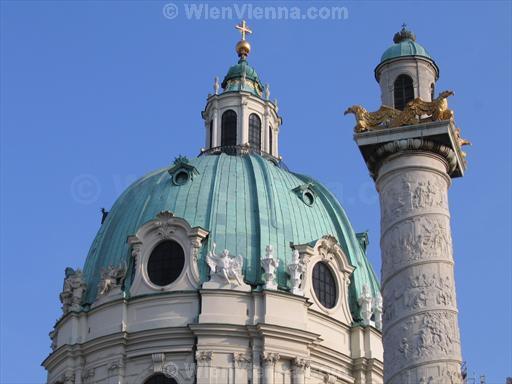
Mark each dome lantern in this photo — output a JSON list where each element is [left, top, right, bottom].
[[375, 25, 440, 109], [201, 21, 282, 160]]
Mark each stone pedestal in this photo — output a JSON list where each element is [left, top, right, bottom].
[[355, 121, 466, 384]]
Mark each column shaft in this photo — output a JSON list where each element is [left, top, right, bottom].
[[377, 152, 462, 384]]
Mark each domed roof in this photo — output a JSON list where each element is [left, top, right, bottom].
[[82, 154, 379, 319], [221, 58, 263, 96], [379, 26, 436, 65], [380, 38, 432, 63]]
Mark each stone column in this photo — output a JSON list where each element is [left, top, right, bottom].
[[261, 352, 279, 384], [378, 150, 461, 383], [292, 357, 309, 384], [233, 353, 251, 383], [354, 122, 467, 384], [195, 351, 212, 384], [212, 109, 219, 148], [240, 99, 248, 146]]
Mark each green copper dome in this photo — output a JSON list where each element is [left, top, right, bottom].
[[82, 154, 379, 320], [380, 38, 432, 63], [221, 58, 264, 96]]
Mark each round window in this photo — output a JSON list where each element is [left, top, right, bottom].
[[147, 240, 185, 287], [312, 262, 337, 309], [173, 170, 190, 185]]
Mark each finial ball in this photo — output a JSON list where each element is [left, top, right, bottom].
[[236, 40, 251, 58]]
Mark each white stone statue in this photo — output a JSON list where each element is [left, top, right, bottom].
[[265, 83, 270, 100], [213, 76, 219, 95], [373, 293, 383, 330], [97, 262, 127, 298], [358, 283, 373, 326], [261, 245, 279, 290], [204, 242, 250, 291], [59, 267, 86, 314], [49, 330, 57, 351], [287, 249, 305, 296], [241, 70, 247, 89]]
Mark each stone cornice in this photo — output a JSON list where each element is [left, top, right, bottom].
[[254, 323, 322, 345], [188, 323, 250, 338], [309, 344, 353, 368]]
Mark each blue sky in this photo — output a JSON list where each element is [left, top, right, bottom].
[[1, 1, 510, 382]]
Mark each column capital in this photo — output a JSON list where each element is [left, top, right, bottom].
[[260, 352, 280, 366], [195, 351, 213, 363], [354, 121, 466, 180], [233, 352, 251, 368], [292, 357, 311, 369]]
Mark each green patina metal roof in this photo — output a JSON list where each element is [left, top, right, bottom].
[[82, 154, 379, 320], [221, 58, 263, 96], [380, 38, 433, 63]]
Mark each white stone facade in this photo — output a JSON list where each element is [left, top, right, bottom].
[[43, 216, 383, 384]]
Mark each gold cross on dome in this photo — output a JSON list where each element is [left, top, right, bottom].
[[235, 20, 252, 41]]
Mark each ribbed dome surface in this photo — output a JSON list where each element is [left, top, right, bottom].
[[82, 154, 379, 318], [380, 38, 432, 63], [221, 58, 263, 96]]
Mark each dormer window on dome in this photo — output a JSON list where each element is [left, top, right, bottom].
[[312, 262, 337, 309], [200, 20, 282, 161], [293, 183, 317, 206], [168, 156, 199, 186]]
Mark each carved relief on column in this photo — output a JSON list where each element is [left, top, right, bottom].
[[385, 311, 462, 383], [377, 161, 462, 383], [381, 214, 453, 280], [383, 266, 458, 327], [379, 171, 450, 231]]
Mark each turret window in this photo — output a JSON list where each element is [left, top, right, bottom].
[[393, 74, 414, 110], [248, 113, 261, 150], [430, 83, 435, 101], [221, 110, 237, 146]]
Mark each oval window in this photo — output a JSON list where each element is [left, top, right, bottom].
[[147, 240, 185, 287], [312, 262, 337, 309]]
